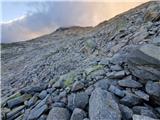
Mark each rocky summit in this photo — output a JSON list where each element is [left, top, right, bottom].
[[1, 1, 160, 120]]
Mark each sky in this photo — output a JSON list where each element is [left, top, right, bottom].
[[1, 0, 149, 43]]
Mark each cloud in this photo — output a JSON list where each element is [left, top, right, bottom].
[[1, 2, 145, 43]]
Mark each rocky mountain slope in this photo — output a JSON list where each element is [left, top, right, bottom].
[[1, 1, 160, 120]]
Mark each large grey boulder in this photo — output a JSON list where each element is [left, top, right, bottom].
[[89, 88, 121, 120], [47, 107, 70, 120], [127, 44, 160, 81], [68, 92, 89, 111]]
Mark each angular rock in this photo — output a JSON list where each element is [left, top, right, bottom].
[[68, 92, 89, 111], [70, 108, 86, 120], [27, 95, 38, 107], [119, 104, 133, 120], [28, 104, 47, 120], [108, 85, 125, 97], [127, 44, 160, 81], [94, 79, 111, 90], [89, 88, 121, 120], [133, 115, 159, 120], [47, 107, 70, 120], [38, 90, 47, 99], [118, 79, 142, 88], [145, 81, 160, 105], [52, 79, 64, 89], [133, 90, 149, 101], [110, 64, 122, 71], [107, 70, 125, 79], [28, 95, 49, 119], [71, 81, 85, 92], [85, 85, 95, 96]]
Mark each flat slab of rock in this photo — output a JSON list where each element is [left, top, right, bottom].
[[47, 107, 70, 120], [118, 79, 142, 88], [133, 115, 159, 120], [68, 92, 89, 111], [89, 88, 121, 120]]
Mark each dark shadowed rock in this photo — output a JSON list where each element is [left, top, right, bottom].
[[145, 81, 160, 105], [119, 104, 133, 120], [47, 107, 70, 120], [68, 92, 89, 111], [89, 88, 121, 120], [70, 108, 86, 120]]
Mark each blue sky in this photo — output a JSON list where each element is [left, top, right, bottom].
[[1, 0, 147, 43]]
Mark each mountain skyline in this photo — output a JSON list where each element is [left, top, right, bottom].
[[1, 1, 149, 43]]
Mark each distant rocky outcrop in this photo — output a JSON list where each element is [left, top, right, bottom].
[[1, 1, 160, 120]]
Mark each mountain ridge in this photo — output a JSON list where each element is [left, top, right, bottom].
[[1, 1, 160, 120]]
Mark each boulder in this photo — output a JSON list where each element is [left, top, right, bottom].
[[47, 107, 70, 120], [68, 92, 89, 111], [70, 108, 86, 120], [127, 44, 160, 81], [89, 88, 121, 120]]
